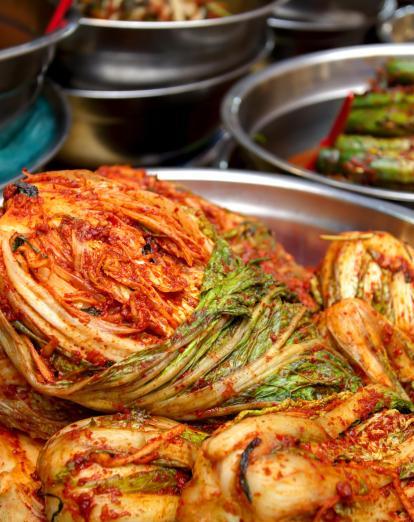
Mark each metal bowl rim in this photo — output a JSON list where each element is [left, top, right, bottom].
[[76, 0, 279, 30], [0, 7, 80, 61], [268, 0, 396, 32], [62, 33, 274, 99], [378, 5, 414, 43], [148, 168, 414, 223], [221, 43, 414, 202]]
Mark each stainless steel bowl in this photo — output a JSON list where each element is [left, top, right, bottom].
[[153, 170, 414, 263], [222, 43, 414, 203], [379, 6, 414, 43], [268, 0, 396, 58], [50, 0, 279, 90], [57, 37, 272, 168], [0, 0, 79, 128]]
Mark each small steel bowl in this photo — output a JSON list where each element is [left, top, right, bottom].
[[56, 35, 273, 168], [0, 0, 79, 129], [221, 43, 414, 203], [50, 0, 279, 90], [379, 6, 414, 43], [268, 0, 396, 58]]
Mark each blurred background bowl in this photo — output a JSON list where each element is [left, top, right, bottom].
[[379, 5, 414, 43], [0, 80, 71, 185], [50, 0, 279, 90], [56, 34, 273, 168], [268, 0, 396, 58], [0, 0, 79, 129], [221, 43, 414, 203]]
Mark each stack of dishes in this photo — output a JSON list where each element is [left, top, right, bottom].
[[50, 0, 278, 168]]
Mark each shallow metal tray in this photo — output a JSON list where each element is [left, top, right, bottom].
[[222, 44, 414, 203]]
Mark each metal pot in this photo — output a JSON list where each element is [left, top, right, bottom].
[[268, 0, 396, 58], [57, 36, 273, 168], [50, 0, 279, 90], [222, 43, 414, 203], [0, 0, 79, 129], [379, 6, 414, 43]]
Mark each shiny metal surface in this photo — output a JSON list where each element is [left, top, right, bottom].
[[152, 170, 414, 264], [268, 0, 396, 57], [51, 0, 279, 90], [379, 6, 414, 43], [0, 0, 79, 128], [57, 37, 272, 169], [222, 43, 414, 202]]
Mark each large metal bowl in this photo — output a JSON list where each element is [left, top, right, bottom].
[[56, 37, 272, 168], [269, 0, 396, 58], [222, 43, 414, 203], [153, 170, 414, 263], [0, 0, 79, 128], [50, 0, 279, 90], [379, 6, 414, 43]]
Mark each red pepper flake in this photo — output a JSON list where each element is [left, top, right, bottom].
[[356, 390, 384, 420], [0, 294, 18, 322], [76, 492, 95, 521], [35, 222, 50, 234], [100, 505, 131, 521], [66, 452, 93, 473], [93, 486, 122, 504], [222, 381, 235, 400], [2, 183, 18, 201], [336, 480, 353, 499], [381, 323, 394, 346], [175, 469, 191, 492], [191, 377, 209, 391], [85, 349, 109, 367]]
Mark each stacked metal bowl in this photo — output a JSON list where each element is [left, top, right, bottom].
[[221, 43, 414, 205], [50, 0, 278, 168], [0, 0, 78, 130], [0, 0, 79, 179]]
